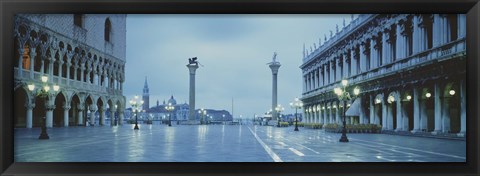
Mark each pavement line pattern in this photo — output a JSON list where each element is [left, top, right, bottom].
[[279, 137, 321, 154], [350, 137, 466, 160], [353, 141, 425, 157], [278, 142, 288, 146], [289, 148, 305, 156], [247, 126, 283, 162]]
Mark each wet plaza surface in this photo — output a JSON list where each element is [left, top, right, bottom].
[[14, 124, 466, 162]]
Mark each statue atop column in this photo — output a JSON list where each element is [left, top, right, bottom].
[[188, 57, 198, 66]]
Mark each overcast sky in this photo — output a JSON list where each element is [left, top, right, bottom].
[[124, 14, 351, 118]]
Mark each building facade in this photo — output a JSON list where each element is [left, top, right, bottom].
[[300, 14, 466, 136], [13, 14, 127, 128]]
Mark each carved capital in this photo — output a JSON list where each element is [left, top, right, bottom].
[[45, 104, 56, 111], [25, 103, 35, 110]]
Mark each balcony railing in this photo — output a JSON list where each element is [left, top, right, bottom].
[[302, 38, 466, 98], [14, 68, 122, 96]]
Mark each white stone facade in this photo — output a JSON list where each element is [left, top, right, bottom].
[[13, 14, 127, 128], [300, 14, 466, 136]]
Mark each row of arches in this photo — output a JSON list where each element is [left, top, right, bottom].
[[303, 79, 466, 135], [14, 86, 125, 128]]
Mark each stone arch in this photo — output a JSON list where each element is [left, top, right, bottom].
[[442, 81, 461, 133], [70, 93, 83, 126], [373, 93, 384, 126], [14, 86, 30, 128], [97, 96, 106, 125], [53, 91, 67, 127]]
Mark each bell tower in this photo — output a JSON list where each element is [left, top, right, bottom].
[[143, 76, 150, 112]]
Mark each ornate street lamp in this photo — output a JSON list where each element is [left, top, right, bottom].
[[275, 104, 284, 127], [198, 108, 207, 125], [129, 95, 143, 130], [290, 97, 303, 131], [334, 79, 360, 142], [27, 75, 60, 140], [165, 103, 175, 127]]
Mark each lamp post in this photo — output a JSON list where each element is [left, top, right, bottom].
[[129, 95, 143, 130], [334, 79, 360, 142], [198, 108, 206, 125], [290, 97, 303, 131], [27, 75, 60, 140], [275, 104, 284, 127], [165, 103, 175, 127]]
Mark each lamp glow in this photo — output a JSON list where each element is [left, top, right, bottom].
[[41, 76, 48, 83], [406, 95, 412, 100], [426, 93, 431, 98], [341, 80, 348, 86], [449, 90, 455, 95], [44, 85, 50, 92], [28, 84, 35, 91], [53, 85, 59, 92]]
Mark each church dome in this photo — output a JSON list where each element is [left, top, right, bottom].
[[168, 95, 177, 105]]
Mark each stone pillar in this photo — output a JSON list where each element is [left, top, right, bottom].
[[119, 110, 124, 126], [187, 64, 199, 122], [269, 62, 281, 121], [57, 60, 63, 84], [396, 21, 406, 60], [370, 94, 375, 124], [370, 37, 377, 69], [80, 64, 85, 82], [100, 106, 106, 126], [110, 109, 116, 126], [402, 100, 410, 131], [433, 83, 443, 134], [358, 97, 365, 124], [359, 42, 366, 73], [77, 103, 84, 126], [350, 47, 357, 75], [25, 102, 35, 128], [63, 104, 71, 127], [412, 15, 420, 54], [442, 96, 451, 133], [29, 48, 36, 79], [387, 100, 393, 130], [343, 52, 348, 78], [335, 102, 341, 124], [381, 95, 387, 130], [457, 14, 466, 38], [323, 103, 328, 123], [90, 106, 97, 126], [17, 48, 24, 77], [66, 63, 71, 85], [432, 14, 441, 48], [459, 80, 466, 136], [45, 101, 55, 128], [412, 86, 421, 132], [395, 93, 403, 131], [420, 97, 428, 131]]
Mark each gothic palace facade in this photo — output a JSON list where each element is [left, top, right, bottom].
[[13, 14, 127, 128], [300, 14, 466, 136]]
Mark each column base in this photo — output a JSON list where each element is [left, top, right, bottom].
[[411, 129, 422, 133], [457, 132, 465, 137], [431, 130, 442, 135]]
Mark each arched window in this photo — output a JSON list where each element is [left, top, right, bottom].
[[105, 18, 111, 42]]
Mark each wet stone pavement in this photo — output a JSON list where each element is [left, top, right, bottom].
[[14, 124, 466, 162]]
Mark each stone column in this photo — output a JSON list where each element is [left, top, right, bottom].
[[402, 100, 410, 131], [395, 93, 403, 131], [66, 63, 71, 85], [57, 60, 63, 84], [90, 105, 97, 126], [80, 64, 85, 82], [323, 103, 328, 123], [370, 94, 375, 124], [387, 100, 393, 130], [382, 95, 387, 130], [63, 104, 71, 127], [45, 101, 55, 128], [119, 110, 124, 126], [25, 102, 35, 129], [110, 108, 116, 126], [269, 62, 281, 121], [359, 42, 366, 73], [412, 86, 421, 132], [459, 79, 466, 136], [17, 48, 24, 77], [432, 14, 441, 48], [441, 96, 451, 133], [420, 97, 428, 131], [100, 106, 106, 126], [187, 64, 200, 122], [29, 47, 36, 79], [457, 14, 466, 38], [350, 47, 357, 75], [335, 102, 341, 124], [77, 103, 84, 126], [396, 21, 406, 60], [433, 82, 443, 134], [412, 15, 420, 54], [358, 97, 365, 124]]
